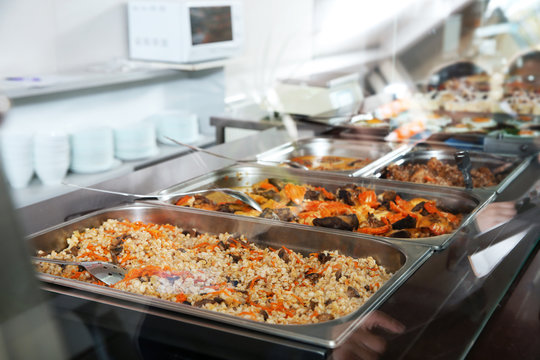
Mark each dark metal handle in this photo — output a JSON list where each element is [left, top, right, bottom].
[[454, 150, 473, 190]]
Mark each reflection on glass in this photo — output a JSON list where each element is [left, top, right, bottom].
[[475, 201, 517, 233], [333, 310, 406, 360], [468, 229, 529, 277]]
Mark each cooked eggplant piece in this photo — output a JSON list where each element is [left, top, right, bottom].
[[380, 190, 397, 208], [253, 188, 281, 201], [411, 201, 426, 212], [278, 248, 290, 263], [259, 208, 280, 221], [391, 230, 412, 238], [259, 207, 296, 222], [346, 286, 361, 298], [268, 178, 285, 190], [313, 214, 359, 231], [182, 229, 201, 237], [392, 215, 417, 230], [68, 246, 80, 257], [194, 298, 218, 307], [318, 252, 332, 264], [274, 208, 297, 222], [366, 213, 385, 228], [337, 189, 354, 205], [217, 203, 237, 213], [109, 245, 123, 265], [381, 191, 397, 203], [193, 195, 214, 206], [304, 189, 320, 200], [305, 272, 322, 284]]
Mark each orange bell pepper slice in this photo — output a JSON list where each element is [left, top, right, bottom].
[[358, 190, 379, 208], [284, 183, 307, 205]]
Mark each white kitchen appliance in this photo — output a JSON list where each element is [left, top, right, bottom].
[[127, 0, 243, 63]]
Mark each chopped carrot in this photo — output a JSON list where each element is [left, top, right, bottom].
[[424, 202, 459, 224], [175, 293, 188, 303], [249, 276, 264, 289], [358, 190, 379, 208], [258, 179, 279, 192], [175, 195, 193, 206]]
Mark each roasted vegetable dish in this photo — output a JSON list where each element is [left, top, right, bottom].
[[287, 155, 372, 171], [174, 179, 464, 238]]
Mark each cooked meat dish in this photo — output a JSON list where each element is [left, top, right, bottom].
[[174, 178, 465, 238], [35, 219, 391, 325], [288, 155, 372, 171], [382, 157, 500, 188]]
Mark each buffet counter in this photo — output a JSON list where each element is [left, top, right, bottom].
[[18, 127, 540, 359]]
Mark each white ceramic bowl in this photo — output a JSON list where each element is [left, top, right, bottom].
[[33, 132, 70, 185], [70, 127, 115, 174], [113, 121, 158, 160], [1, 136, 34, 188], [148, 110, 199, 146]]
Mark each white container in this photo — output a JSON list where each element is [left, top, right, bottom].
[[70, 127, 116, 174], [148, 110, 199, 146], [113, 120, 158, 160], [33, 132, 70, 185], [0, 132, 34, 188]]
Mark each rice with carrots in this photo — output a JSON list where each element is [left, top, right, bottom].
[[35, 219, 392, 324]]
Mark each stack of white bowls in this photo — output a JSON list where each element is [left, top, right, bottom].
[[0, 131, 34, 188], [149, 110, 199, 145], [33, 132, 70, 185], [113, 120, 158, 160], [70, 127, 116, 173]]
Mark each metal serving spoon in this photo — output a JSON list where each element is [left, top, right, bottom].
[[32, 257, 126, 285], [164, 136, 310, 171], [62, 182, 263, 212]]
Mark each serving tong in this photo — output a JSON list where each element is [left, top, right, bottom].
[[164, 137, 310, 171], [454, 150, 473, 190], [32, 257, 126, 285], [63, 182, 263, 212]]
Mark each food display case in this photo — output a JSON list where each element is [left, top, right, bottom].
[[12, 125, 539, 359], [3, 1, 540, 359]]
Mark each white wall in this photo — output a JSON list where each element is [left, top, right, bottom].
[[0, 0, 314, 100]]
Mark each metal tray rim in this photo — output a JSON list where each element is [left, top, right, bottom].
[[254, 136, 407, 176], [28, 203, 432, 349], [358, 147, 531, 194]]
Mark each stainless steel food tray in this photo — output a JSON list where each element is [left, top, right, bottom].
[[255, 137, 406, 176], [157, 165, 492, 249], [27, 203, 431, 349], [359, 147, 532, 195]]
